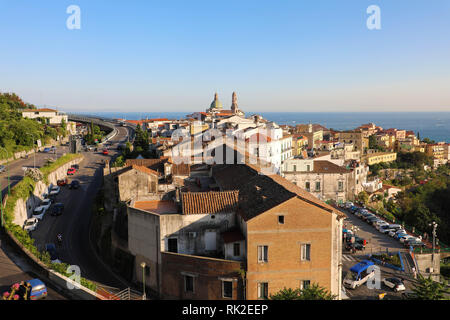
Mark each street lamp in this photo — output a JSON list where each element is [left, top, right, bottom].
[[25, 133, 36, 169], [429, 221, 438, 258], [140, 262, 147, 300]]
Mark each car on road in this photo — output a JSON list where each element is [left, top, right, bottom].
[[23, 217, 39, 232], [57, 178, 69, 186], [41, 198, 52, 211], [0, 165, 6, 173], [45, 244, 62, 264], [394, 232, 409, 240], [67, 167, 77, 175], [50, 203, 64, 216], [375, 221, 389, 230], [43, 147, 51, 153], [345, 242, 365, 252], [27, 279, 48, 300], [69, 180, 80, 189], [383, 277, 406, 292], [48, 186, 60, 196], [32, 206, 47, 220], [366, 216, 379, 224], [102, 149, 109, 155]]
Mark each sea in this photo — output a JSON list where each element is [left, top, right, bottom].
[[75, 111, 450, 143]]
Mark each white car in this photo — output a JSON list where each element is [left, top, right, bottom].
[[49, 186, 60, 196], [41, 198, 52, 211], [400, 235, 416, 243], [32, 206, 47, 220], [383, 278, 406, 292], [23, 217, 39, 232], [375, 221, 389, 230]]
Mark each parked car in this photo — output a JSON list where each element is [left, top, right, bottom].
[[395, 232, 409, 240], [389, 229, 406, 237], [349, 206, 359, 214], [45, 243, 62, 264], [41, 199, 52, 211], [345, 242, 365, 252], [102, 149, 109, 155], [43, 147, 51, 153], [400, 235, 416, 243], [344, 202, 354, 209], [23, 217, 39, 232], [57, 178, 68, 186], [69, 180, 80, 189], [32, 206, 47, 220], [71, 164, 79, 170], [0, 165, 6, 173], [366, 216, 379, 224], [50, 203, 64, 216], [67, 167, 76, 175], [375, 221, 389, 230], [383, 277, 406, 292], [405, 239, 426, 248], [379, 225, 396, 234], [48, 186, 60, 196]]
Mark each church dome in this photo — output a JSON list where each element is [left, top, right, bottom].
[[209, 93, 223, 110]]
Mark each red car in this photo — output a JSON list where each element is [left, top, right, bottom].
[[102, 149, 109, 155], [57, 178, 69, 186], [67, 168, 76, 175]]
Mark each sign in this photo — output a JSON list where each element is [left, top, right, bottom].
[[37, 139, 42, 148]]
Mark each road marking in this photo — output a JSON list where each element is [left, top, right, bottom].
[[342, 254, 358, 262]]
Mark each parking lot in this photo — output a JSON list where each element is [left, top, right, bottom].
[[339, 203, 419, 300]]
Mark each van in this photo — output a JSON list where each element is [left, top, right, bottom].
[[343, 260, 376, 289]]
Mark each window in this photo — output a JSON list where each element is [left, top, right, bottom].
[[257, 282, 268, 299], [306, 165, 311, 172], [305, 182, 310, 192], [233, 243, 240, 256], [257, 245, 268, 263], [338, 181, 344, 192], [315, 181, 320, 192], [301, 243, 311, 261], [222, 281, 233, 299], [168, 238, 178, 253], [185, 275, 194, 293], [278, 215, 285, 224], [300, 280, 311, 289], [293, 165, 297, 172]]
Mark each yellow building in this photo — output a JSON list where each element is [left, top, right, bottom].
[[338, 131, 369, 153], [364, 152, 397, 165], [426, 143, 445, 160]]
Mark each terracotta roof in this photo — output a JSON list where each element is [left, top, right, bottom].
[[246, 133, 272, 143], [125, 157, 169, 171], [221, 229, 245, 243], [22, 108, 57, 112], [131, 165, 160, 176], [312, 161, 350, 174], [134, 200, 179, 214], [181, 191, 239, 214]]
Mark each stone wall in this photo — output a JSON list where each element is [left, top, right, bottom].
[[12, 156, 84, 226]]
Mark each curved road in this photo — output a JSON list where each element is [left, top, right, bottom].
[[31, 125, 132, 293], [1, 123, 132, 299]]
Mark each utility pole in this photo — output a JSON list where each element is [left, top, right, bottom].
[[429, 221, 438, 262], [141, 262, 147, 300]]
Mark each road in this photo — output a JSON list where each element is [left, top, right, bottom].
[[339, 206, 418, 300], [0, 144, 70, 300], [31, 125, 132, 293]]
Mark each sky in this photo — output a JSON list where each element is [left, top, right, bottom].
[[0, 0, 450, 113]]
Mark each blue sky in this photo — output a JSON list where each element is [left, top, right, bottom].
[[0, 0, 449, 113]]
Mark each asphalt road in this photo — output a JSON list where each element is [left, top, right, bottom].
[[0, 144, 70, 300], [31, 125, 132, 293], [339, 206, 417, 300]]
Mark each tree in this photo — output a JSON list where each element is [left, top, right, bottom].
[[411, 274, 450, 300], [270, 283, 337, 300], [358, 191, 369, 205]]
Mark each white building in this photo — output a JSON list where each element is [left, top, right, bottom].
[[21, 108, 68, 125]]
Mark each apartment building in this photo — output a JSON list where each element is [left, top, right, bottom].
[[363, 152, 397, 166], [126, 163, 345, 300], [295, 124, 324, 149], [338, 131, 369, 153]]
